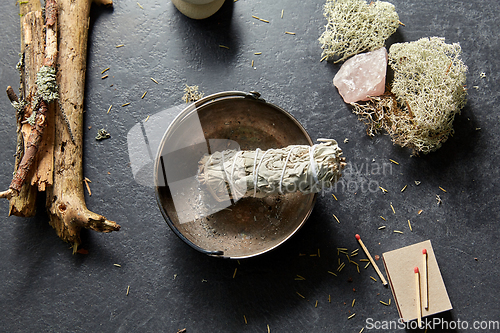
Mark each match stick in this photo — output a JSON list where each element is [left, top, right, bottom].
[[422, 249, 428, 309], [355, 234, 388, 286], [415, 267, 422, 328]]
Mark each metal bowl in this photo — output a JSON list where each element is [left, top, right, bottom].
[[154, 91, 316, 258]]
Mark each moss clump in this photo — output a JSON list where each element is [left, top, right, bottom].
[[95, 128, 111, 141], [183, 84, 204, 103], [351, 37, 468, 154], [319, 0, 400, 63]]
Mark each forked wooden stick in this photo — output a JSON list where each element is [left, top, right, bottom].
[[2, 0, 119, 252]]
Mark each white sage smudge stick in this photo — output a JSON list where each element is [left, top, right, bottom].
[[198, 139, 346, 202]]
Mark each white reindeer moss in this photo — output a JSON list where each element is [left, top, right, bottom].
[[351, 37, 468, 154], [319, 0, 400, 63]]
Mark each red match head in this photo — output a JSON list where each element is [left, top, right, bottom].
[[422, 249, 427, 255], [355, 234, 361, 240], [414, 267, 419, 273]]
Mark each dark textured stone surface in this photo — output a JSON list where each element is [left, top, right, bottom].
[[0, 1, 499, 332]]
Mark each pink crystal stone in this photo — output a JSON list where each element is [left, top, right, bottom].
[[333, 47, 388, 104]]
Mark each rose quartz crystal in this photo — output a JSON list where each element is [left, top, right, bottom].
[[333, 47, 388, 104]]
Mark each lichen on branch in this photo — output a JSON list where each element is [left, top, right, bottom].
[[35, 65, 59, 103]]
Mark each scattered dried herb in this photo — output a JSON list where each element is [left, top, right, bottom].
[[95, 128, 111, 141]]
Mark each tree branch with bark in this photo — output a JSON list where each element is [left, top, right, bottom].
[[1, 0, 119, 252]]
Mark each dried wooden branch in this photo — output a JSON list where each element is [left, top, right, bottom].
[[2, 0, 119, 251], [7, 3, 44, 216], [5, 0, 57, 198], [10, 99, 49, 193]]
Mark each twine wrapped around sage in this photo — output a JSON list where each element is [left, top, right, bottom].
[[198, 139, 346, 202]]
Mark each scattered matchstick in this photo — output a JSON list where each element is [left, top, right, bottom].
[[422, 249, 428, 309], [415, 266, 422, 328], [355, 234, 388, 286]]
